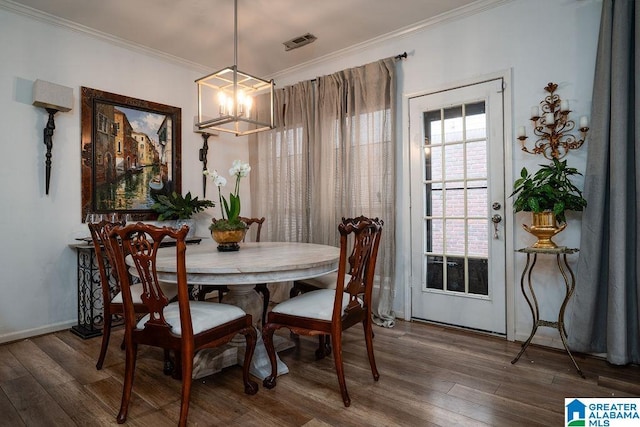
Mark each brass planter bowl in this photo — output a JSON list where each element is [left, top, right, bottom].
[[522, 211, 567, 249], [211, 228, 247, 252]]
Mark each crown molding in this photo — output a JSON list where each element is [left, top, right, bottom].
[[0, 0, 210, 74], [270, 0, 513, 80]]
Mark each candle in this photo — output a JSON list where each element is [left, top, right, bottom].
[[560, 100, 569, 112], [545, 112, 555, 125], [530, 106, 540, 118], [517, 126, 526, 138], [580, 115, 589, 128]]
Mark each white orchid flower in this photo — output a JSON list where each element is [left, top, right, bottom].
[[214, 175, 227, 187], [229, 160, 251, 178]]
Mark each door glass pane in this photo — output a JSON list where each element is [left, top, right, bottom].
[[445, 219, 465, 255], [445, 181, 464, 217], [467, 181, 487, 217], [444, 144, 464, 180], [465, 102, 486, 139], [446, 257, 465, 292], [444, 106, 463, 143], [425, 145, 442, 181], [426, 256, 444, 290], [467, 219, 488, 257], [468, 258, 488, 295], [466, 140, 487, 179], [425, 218, 444, 253], [426, 184, 443, 217]]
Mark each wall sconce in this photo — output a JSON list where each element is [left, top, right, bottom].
[[193, 116, 218, 197], [32, 79, 73, 195], [517, 82, 589, 159]]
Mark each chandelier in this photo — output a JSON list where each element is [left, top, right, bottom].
[[195, 0, 274, 136]]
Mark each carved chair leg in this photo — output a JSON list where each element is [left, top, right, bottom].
[[96, 311, 112, 370], [177, 350, 194, 427], [331, 331, 350, 407], [363, 318, 379, 381], [117, 341, 138, 424]]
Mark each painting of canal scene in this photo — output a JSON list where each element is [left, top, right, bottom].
[[80, 87, 182, 221]]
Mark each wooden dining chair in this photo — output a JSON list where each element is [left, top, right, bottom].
[[88, 219, 178, 371], [262, 216, 383, 407], [108, 222, 258, 426], [198, 216, 270, 325]]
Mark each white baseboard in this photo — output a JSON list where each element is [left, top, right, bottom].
[[0, 320, 76, 345]]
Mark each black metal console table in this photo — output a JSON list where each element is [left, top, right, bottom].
[[511, 246, 584, 378], [69, 241, 112, 339]]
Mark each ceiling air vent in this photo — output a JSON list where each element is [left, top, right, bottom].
[[283, 33, 317, 51]]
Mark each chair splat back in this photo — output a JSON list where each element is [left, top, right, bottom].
[[110, 223, 189, 336], [335, 216, 383, 321]]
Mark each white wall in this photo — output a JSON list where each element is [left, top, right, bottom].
[[0, 6, 247, 343], [273, 0, 601, 345], [0, 0, 602, 348]]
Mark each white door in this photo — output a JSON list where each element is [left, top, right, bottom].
[[409, 79, 506, 334]]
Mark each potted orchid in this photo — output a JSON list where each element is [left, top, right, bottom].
[[204, 160, 251, 250]]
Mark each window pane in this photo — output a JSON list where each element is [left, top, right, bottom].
[[467, 219, 488, 257], [426, 186, 443, 217], [446, 256, 465, 292], [426, 218, 443, 253], [444, 144, 464, 180], [465, 102, 486, 139], [445, 219, 465, 255], [466, 186, 487, 217], [443, 106, 463, 143], [426, 255, 443, 290], [426, 145, 442, 181], [466, 140, 487, 179], [445, 183, 465, 217], [424, 110, 442, 145], [468, 258, 488, 295]]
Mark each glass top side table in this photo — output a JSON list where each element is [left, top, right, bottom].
[[511, 246, 584, 378]]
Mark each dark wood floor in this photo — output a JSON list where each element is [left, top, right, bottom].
[[1, 320, 639, 426]]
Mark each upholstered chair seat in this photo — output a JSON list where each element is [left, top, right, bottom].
[[135, 301, 246, 335], [272, 290, 353, 321]]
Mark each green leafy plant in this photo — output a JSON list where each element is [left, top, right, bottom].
[[204, 160, 251, 231], [151, 191, 215, 220], [510, 157, 587, 224]]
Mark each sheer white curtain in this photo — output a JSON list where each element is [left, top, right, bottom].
[[250, 58, 397, 326]]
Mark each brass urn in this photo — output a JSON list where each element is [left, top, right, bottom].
[[522, 211, 567, 249]]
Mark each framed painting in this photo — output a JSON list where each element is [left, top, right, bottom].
[[80, 87, 181, 221]]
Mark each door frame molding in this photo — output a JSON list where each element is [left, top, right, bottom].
[[400, 69, 516, 341]]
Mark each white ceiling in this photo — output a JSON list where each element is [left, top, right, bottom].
[[5, 0, 491, 76]]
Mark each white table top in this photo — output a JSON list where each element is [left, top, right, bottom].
[[149, 240, 340, 286]]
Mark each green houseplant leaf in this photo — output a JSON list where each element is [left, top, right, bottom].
[[151, 191, 215, 220], [510, 158, 587, 224]]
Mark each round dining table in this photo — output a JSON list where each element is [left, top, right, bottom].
[[147, 239, 340, 380]]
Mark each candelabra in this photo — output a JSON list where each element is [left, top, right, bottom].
[[517, 82, 589, 159]]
